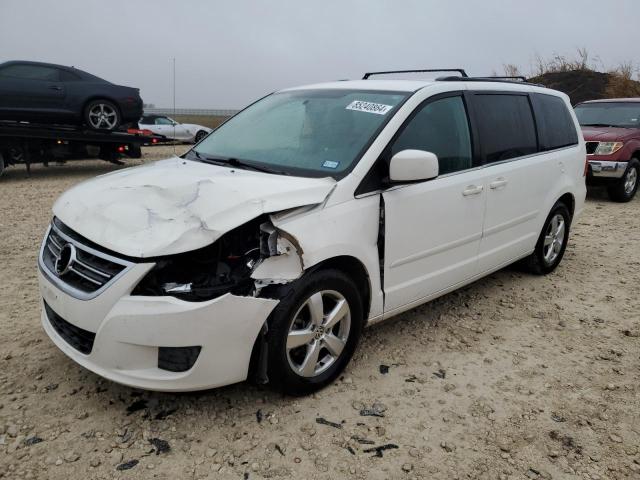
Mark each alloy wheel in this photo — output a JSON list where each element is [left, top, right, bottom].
[[543, 213, 565, 265], [88, 103, 118, 129], [624, 167, 637, 195], [286, 290, 351, 378]]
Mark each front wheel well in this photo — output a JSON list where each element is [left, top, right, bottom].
[[248, 255, 371, 386], [307, 256, 371, 321]]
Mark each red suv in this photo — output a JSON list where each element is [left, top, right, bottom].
[[574, 99, 640, 202]]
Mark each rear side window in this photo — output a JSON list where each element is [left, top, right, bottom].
[[390, 96, 473, 175], [473, 94, 537, 163], [532, 94, 578, 150], [0, 64, 60, 81], [59, 69, 81, 81]]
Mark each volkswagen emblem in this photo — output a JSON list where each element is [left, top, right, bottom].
[[54, 243, 76, 276]]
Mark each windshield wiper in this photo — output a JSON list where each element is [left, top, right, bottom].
[[223, 157, 289, 175], [187, 150, 288, 175], [581, 123, 618, 128]]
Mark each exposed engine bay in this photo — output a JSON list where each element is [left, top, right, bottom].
[[132, 215, 299, 301]]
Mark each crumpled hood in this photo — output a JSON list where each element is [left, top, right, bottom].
[[53, 157, 336, 258]]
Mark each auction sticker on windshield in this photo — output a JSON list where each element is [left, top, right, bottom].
[[346, 100, 393, 115]]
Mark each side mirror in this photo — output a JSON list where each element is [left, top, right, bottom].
[[389, 149, 439, 183]]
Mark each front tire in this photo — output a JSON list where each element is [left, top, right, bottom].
[[83, 99, 121, 131], [523, 202, 571, 275], [266, 269, 363, 396], [607, 159, 639, 202]]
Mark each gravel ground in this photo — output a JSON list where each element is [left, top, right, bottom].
[[0, 147, 639, 480]]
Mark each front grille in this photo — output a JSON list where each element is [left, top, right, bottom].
[[41, 222, 131, 298], [44, 301, 96, 355], [586, 141, 599, 155]]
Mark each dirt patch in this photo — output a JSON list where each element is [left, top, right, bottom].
[[1, 149, 639, 479]]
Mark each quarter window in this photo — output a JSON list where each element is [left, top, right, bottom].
[[473, 94, 537, 163], [59, 69, 81, 82], [390, 96, 473, 175], [533, 94, 578, 150]]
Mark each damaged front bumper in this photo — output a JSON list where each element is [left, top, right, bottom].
[[38, 266, 278, 391]]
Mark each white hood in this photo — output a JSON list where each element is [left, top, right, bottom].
[[53, 157, 336, 258]]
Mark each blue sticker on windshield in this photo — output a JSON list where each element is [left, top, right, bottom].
[[322, 160, 339, 169]]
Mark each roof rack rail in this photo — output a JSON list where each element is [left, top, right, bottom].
[[362, 69, 468, 80], [436, 75, 543, 87], [482, 76, 528, 82]]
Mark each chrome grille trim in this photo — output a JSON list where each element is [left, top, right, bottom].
[[39, 222, 135, 301]]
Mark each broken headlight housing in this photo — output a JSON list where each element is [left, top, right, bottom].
[[132, 217, 268, 301]]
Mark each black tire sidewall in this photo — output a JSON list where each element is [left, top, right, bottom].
[[83, 99, 121, 131], [533, 202, 571, 274], [195, 130, 207, 143], [266, 269, 363, 395]]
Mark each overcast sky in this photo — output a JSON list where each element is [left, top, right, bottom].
[[1, 0, 638, 109]]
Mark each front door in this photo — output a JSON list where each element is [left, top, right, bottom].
[[153, 117, 190, 141], [0, 64, 65, 114], [381, 94, 486, 314]]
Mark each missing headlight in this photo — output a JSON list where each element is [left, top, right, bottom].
[[132, 216, 271, 301]]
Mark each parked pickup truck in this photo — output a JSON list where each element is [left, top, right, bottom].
[[574, 98, 640, 202]]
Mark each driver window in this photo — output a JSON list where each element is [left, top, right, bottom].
[[391, 96, 472, 175]]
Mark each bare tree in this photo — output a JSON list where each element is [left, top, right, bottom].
[[503, 64, 521, 77]]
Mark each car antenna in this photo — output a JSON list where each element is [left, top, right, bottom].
[[172, 57, 176, 157]]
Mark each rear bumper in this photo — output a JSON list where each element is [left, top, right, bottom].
[[118, 98, 143, 122]]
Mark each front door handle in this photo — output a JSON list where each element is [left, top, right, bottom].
[[48, 85, 62, 91], [489, 177, 508, 189], [462, 185, 483, 196]]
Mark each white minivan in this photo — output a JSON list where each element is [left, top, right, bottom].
[[38, 70, 586, 395]]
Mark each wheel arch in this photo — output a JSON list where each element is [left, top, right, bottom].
[[82, 96, 122, 119], [557, 192, 575, 219], [247, 254, 373, 385], [306, 255, 372, 321]]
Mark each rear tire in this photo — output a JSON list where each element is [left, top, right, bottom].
[[523, 202, 571, 275], [607, 159, 639, 202], [194, 130, 208, 143], [128, 144, 142, 159], [265, 269, 363, 396], [0, 152, 5, 178], [83, 99, 121, 131]]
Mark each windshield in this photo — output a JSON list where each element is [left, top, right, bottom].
[[575, 102, 640, 128], [188, 89, 409, 178]]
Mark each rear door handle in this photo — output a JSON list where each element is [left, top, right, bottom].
[[48, 85, 62, 90], [462, 185, 483, 196], [489, 177, 508, 189]]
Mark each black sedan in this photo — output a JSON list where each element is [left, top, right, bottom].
[[0, 60, 143, 131]]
